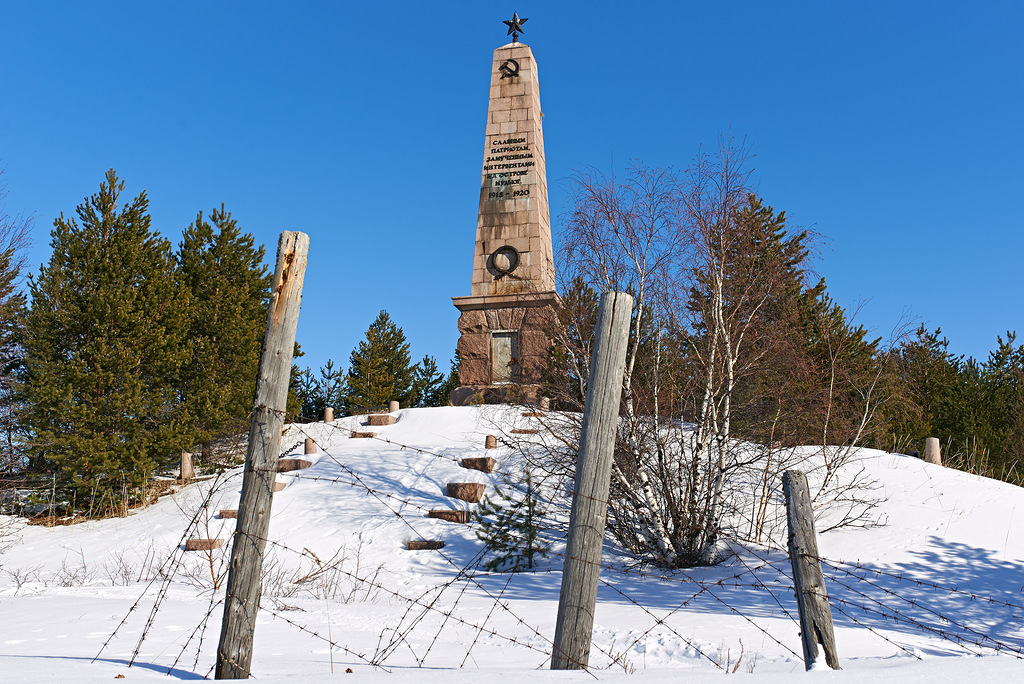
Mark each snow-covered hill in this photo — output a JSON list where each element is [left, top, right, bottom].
[[2, 406, 1023, 682]]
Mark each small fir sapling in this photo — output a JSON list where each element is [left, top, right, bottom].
[[474, 469, 550, 572]]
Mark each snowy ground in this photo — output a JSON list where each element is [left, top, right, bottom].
[[2, 406, 1023, 682]]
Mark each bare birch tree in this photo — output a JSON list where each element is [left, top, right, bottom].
[[535, 140, 887, 568]]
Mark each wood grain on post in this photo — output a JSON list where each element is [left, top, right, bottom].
[[551, 291, 632, 670], [216, 231, 309, 680], [783, 469, 840, 671]]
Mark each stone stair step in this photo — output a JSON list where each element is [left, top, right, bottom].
[[460, 457, 497, 474], [350, 431, 377, 439], [366, 414, 397, 426], [406, 540, 445, 551], [511, 429, 538, 435], [278, 458, 312, 472], [447, 482, 486, 503], [428, 509, 472, 523], [219, 509, 238, 519], [185, 538, 225, 551]]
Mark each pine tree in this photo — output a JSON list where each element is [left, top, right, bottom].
[[474, 470, 550, 572], [23, 170, 188, 506], [410, 355, 446, 407], [0, 170, 30, 472], [296, 359, 344, 420], [177, 205, 271, 452], [341, 311, 417, 412], [436, 350, 461, 406]]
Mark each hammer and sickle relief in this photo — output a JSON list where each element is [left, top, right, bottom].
[[499, 58, 520, 79]]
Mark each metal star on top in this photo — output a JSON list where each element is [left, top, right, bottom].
[[503, 11, 528, 42]]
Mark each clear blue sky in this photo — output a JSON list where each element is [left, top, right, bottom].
[[2, 2, 1021, 374]]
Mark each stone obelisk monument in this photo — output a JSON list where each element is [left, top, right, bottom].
[[451, 13, 558, 405]]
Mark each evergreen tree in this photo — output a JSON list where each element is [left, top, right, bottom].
[[341, 311, 417, 412], [295, 359, 344, 420], [177, 205, 271, 452], [436, 350, 461, 406], [474, 469, 550, 572], [23, 170, 188, 506], [0, 170, 30, 472], [981, 333, 1024, 470], [410, 355, 446, 407]]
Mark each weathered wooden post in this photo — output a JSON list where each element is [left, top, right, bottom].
[[551, 291, 632, 670], [783, 469, 840, 671], [923, 437, 942, 465], [216, 232, 309, 679]]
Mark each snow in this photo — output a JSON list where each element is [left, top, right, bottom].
[[2, 405, 1023, 682]]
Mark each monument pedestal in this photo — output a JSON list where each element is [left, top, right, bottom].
[[451, 291, 558, 405]]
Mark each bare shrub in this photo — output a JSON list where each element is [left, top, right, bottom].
[[261, 536, 387, 603], [535, 139, 890, 567], [53, 547, 94, 587]]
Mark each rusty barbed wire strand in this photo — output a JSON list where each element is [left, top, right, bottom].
[[595, 577, 725, 668], [743, 543, 1024, 659]]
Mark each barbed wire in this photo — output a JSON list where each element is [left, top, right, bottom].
[[742, 542, 1024, 659], [88, 404, 1024, 678]]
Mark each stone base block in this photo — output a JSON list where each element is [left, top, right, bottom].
[[278, 458, 312, 472], [219, 509, 238, 519], [449, 384, 543, 406], [366, 414, 397, 426], [447, 482, 486, 503], [185, 539, 225, 551], [350, 431, 377, 439], [406, 540, 446, 551], [273, 481, 286, 492], [428, 510, 473, 523], [511, 428, 538, 435], [460, 457, 497, 474]]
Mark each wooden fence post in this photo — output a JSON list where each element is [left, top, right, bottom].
[[216, 232, 309, 679], [551, 291, 632, 670], [783, 469, 840, 671]]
